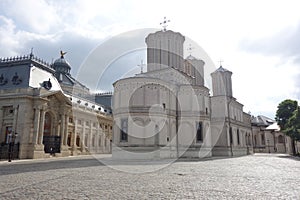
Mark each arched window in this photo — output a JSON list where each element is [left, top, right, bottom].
[[67, 133, 71, 146], [76, 135, 80, 146], [43, 112, 52, 136], [278, 135, 284, 143], [196, 122, 203, 142]]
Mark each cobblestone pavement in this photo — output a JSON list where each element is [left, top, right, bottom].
[[0, 154, 299, 199]]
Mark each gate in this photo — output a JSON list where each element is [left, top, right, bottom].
[[43, 136, 61, 154]]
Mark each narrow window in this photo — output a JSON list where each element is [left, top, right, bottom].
[[120, 118, 128, 142], [261, 134, 265, 145], [229, 127, 233, 144], [196, 122, 203, 142], [237, 129, 240, 145]]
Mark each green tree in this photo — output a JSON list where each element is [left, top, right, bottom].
[[275, 99, 299, 155], [285, 107, 300, 141]]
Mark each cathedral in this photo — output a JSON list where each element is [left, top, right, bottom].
[[0, 52, 113, 159], [112, 28, 254, 159], [0, 26, 296, 161]]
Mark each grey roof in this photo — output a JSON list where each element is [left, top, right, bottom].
[[213, 66, 232, 73], [251, 115, 275, 127], [53, 57, 71, 69], [186, 55, 197, 60]]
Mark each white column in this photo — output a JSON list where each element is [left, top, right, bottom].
[[0, 107, 3, 142], [32, 107, 41, 144], [38, 109, 46, 145], [64, 114, 69, 146], [12, 105, 18, 134], [60, 114, 65, 146], [82, 120, 86, 148], [73, 117, 77, 148]]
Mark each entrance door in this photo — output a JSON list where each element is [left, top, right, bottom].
[[42, 112, 61, 154]]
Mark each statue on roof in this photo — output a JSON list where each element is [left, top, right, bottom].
[[60, 50, 67, 59]]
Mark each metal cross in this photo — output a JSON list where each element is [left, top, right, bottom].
[[187, 44, 195, 56], [138, 60, 146, 73], [160, 17, 170, 31], [218, 59, 224, 67]]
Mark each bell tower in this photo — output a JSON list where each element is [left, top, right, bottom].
[[145, 17, 185, 72], [211, 65, 233, 97]]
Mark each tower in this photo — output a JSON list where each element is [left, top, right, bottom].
[[185, 55, 205, 86], [145, 30, 185, 72], [211, 65, 233, 97]]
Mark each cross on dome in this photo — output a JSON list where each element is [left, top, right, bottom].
[[218, 59, 224, 67], [160, 17, 170, 32], [137, 60, 146, 73], [187, 44, 195, 56]]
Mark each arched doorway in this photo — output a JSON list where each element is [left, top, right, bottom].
[[43, 112, 61, 154]]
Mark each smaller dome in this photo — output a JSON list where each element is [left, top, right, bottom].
[[186, 55, 196, 60], [213, 66, 231, 73], [52, 51, 71, 74], [53, 57, 71, 69]]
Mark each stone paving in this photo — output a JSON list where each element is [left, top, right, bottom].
[[0, 154, 299, 199]]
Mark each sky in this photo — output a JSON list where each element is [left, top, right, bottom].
[[0, 0, 299, 119]]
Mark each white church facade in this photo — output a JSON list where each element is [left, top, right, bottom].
[[112, 29, 253, 159]]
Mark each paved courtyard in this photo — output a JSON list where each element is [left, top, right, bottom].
[[0, 154, 299, 199]]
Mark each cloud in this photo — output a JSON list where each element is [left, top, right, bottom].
[[0, 0, 61, 34], [239, 23, 300, 63]]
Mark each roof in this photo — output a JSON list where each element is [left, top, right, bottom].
[[251, 115, 275, 127], [53, 57, 71, 69], [186, 55, 197, 60], [212, 66, 232, 74], [29, 66, 62, 91], [265, 122, 281, 131]]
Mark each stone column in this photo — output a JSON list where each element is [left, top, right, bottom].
[[71, 117, 78, 155], [82, 120, 86, 151], [32, 107, 41, 144], [0, 107, 3, 142], [88, 120, 92, 149], [38, 109, 46, 145], [12, 105, 18, 135], [60, 114, 65, 146], [64, 114, 69, 146], [73, 117, 77, 148]]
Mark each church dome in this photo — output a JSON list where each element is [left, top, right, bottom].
[[213, 66, 231, 73], [52, 51, 71, 74]]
